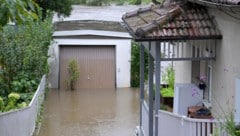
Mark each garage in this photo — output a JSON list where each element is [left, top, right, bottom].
[[59, 46, 116, 89], [48, 20, 131, 89]]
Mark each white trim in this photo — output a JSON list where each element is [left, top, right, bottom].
[[53, 30, 132, 38]]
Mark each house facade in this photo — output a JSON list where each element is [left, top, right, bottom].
[[123, 0, 240, 136]]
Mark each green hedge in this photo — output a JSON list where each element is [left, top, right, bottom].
[[0, 17, 53, 97]]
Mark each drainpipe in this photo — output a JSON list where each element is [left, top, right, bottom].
[[140, 43, 145, 129], [155, 42, 161, 136], [148, 42, 154, 136]]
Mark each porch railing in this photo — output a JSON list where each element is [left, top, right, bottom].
[[160, 40, 216, 61], [157, 110, 228, 136], [141, 100, 149, 136]]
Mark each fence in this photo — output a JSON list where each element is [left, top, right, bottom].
[[0, 75, 46, 136], [158, 110, 228, 136], [140, 101, 149, 136]]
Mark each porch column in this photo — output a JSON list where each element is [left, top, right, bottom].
[[148, 44, 154, 136], [140, 43, 145, 127], [155, 42, 161, 136]]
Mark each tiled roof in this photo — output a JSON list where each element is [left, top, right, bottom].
[[189, 0, 240, 5], [122, 3, 222, 41]]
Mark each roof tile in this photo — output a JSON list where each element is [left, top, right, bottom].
[[122, 2, 222, 41]]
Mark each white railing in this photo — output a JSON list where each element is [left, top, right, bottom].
[[158, 110, 228, 136], [0, 75, 46, 136], [160, 40, 216, 61], [141, 101, 149, 136]]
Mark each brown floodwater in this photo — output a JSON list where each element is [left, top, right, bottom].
[[38, 88, 140, 136]]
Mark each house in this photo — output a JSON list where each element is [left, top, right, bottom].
[[122, 0, 240, 136], [48, 5, 144, 89]]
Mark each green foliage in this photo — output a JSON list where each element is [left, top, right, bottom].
[[4, 92, 21, 111], [36, 0, 72, 19], [1, 92, 29, 112], [162, 65, 175, 89], [161, 65, 175, 97], [0, 0, 38, 29], [19, 92, 35, 104], [0, 17, 53, 96], [160, 104, 169, 111], [129, 0, 142, 5], [131, 42, 148, 87], [0, 97, 4, 112], [161, 87, 174, 97], [224, 113, 240, 136], [66, 59, 80, 90]]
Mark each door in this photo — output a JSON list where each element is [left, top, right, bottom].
[[60, 46, 115, 89]]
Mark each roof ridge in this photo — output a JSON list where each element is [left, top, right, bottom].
[[135, 6, 184, 37]]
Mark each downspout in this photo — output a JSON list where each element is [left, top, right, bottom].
[[148, 42, 154, 136], [155, 42, 161, 136], [140, 43, 145, 128]]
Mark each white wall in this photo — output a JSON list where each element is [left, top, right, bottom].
[[48, 36, 131, 88], [0, 76, 46, 136], [174, 42, 192, 84], [208, 9, 240, 117]]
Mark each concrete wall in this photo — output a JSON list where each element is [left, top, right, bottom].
[[208, 9, 240, 116], [0, 75, 46, 136], [48, 31, 131, 88]]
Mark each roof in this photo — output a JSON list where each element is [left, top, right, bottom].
[[54, 20, 127, 32], [188, 0, 240, 6], [122, 2, 222, 41]]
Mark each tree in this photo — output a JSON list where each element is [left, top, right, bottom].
[[0, 0, 38, 29], [152, 0, 161, 4], [35, 0, 72, 19]]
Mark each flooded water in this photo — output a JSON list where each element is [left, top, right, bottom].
[[38, 88, 139, 136]]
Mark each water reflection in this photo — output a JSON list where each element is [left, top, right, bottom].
[[38, 88, 139, 136]]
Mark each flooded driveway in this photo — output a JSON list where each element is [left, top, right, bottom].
[[38, 88, 139, 136]]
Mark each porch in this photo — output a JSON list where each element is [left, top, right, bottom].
[[138, 103, 228, 136], [122, 1, 225, 136]]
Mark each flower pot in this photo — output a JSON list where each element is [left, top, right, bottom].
[[199, 82, 206, 90]]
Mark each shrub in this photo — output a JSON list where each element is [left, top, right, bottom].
[[66, 59, 80, 90], [130, 42, 148, 87], [161, 65, 175, 97], [0, 97, 4, 112], [0, 17, 53, 96]]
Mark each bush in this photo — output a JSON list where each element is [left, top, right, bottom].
[[66, 59, 80, 90], [130, 42, 148, 87], [161, 65, 175, 97], [0, 97, 4, 112], [0, 17, 53, 96]]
